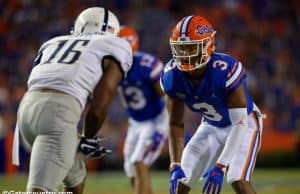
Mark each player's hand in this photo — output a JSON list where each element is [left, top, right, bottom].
[[202, 164, 225, 194], [150, 131, 164, 151], [78, 136, 112, 159], [170, 165, 186, 194]]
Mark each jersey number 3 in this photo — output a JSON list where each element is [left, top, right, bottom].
[[118, 87, 146, 110], [192, 102, 222, 121]]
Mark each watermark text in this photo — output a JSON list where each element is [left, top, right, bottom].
[[2, 191, 73, 194]]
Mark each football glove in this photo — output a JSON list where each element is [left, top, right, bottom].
[[170, 165, 186, 194], [78, 136, 112, 160], [150, 131, 164, 151], [202, 164, 225, 194]]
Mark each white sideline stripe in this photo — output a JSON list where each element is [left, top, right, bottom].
[[226, 62, 242, 87]]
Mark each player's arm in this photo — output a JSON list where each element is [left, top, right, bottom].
[[227, 83, 247, 108], [168, 96, 187, 193], [216, 84, 248, 167], [168, 96, 185, 165], [150, 59, 165, 97], [153, 80, 166, 97], [84, 57, 124, 138]]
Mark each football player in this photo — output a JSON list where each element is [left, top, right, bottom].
[[118, 26, 169, 194], [14, 7, 132, 193], [160, 16, 264, 194]]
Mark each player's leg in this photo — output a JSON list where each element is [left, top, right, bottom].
[[130, 120, 165, 194], [231, 181, 256, 194], [130, 177, 135, 187], [123, 119, 139, 189], [129, 120, 154, 194], [64, 157, 87, 194], [179, 123, 223, 194], [227, 112, 262, 194], [134, 161, 152, 194], [64, 181, 85, 194], [27, 133, 77, 191], [177, 182, 191, 194], [30, 188, 44, 192], [17, 92, 52, 191], [132, 109, 169, 194], [18, 91, 81, 191]]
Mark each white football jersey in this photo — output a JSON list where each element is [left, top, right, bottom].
[[27, 34, 133, 108]]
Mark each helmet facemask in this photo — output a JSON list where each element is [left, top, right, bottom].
[[170, 31, 215, 71]]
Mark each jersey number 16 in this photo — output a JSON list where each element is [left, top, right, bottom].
[[34, 39, 90, 66]]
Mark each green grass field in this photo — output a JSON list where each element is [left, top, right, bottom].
[[1, 169, 300, 194]]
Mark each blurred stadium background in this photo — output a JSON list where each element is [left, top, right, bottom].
[[0, 0, 299, 193]]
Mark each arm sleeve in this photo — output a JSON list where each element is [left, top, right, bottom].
[[216, 108, 248, 166]]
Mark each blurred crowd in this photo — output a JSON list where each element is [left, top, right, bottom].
[[0, 0, 299, 171]]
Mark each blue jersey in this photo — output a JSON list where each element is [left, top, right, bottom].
[[119, 51, 165, 121], [160, 52, 254, 127]]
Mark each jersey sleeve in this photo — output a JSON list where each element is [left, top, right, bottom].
[[225, 61, 247, 94], [149, 59, 164, 81], [111, 38, 133, 75], [160, 60, 177, 98], [139, 53, 164, 82], [96, 37, 133, 75]]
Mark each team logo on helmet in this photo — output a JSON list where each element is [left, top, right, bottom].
[[196, 25, 214, 35]]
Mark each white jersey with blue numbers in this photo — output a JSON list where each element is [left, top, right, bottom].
[[118, 51, 165, 121], [160, 52, 254, 127], [27, 34, 133, 108]]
